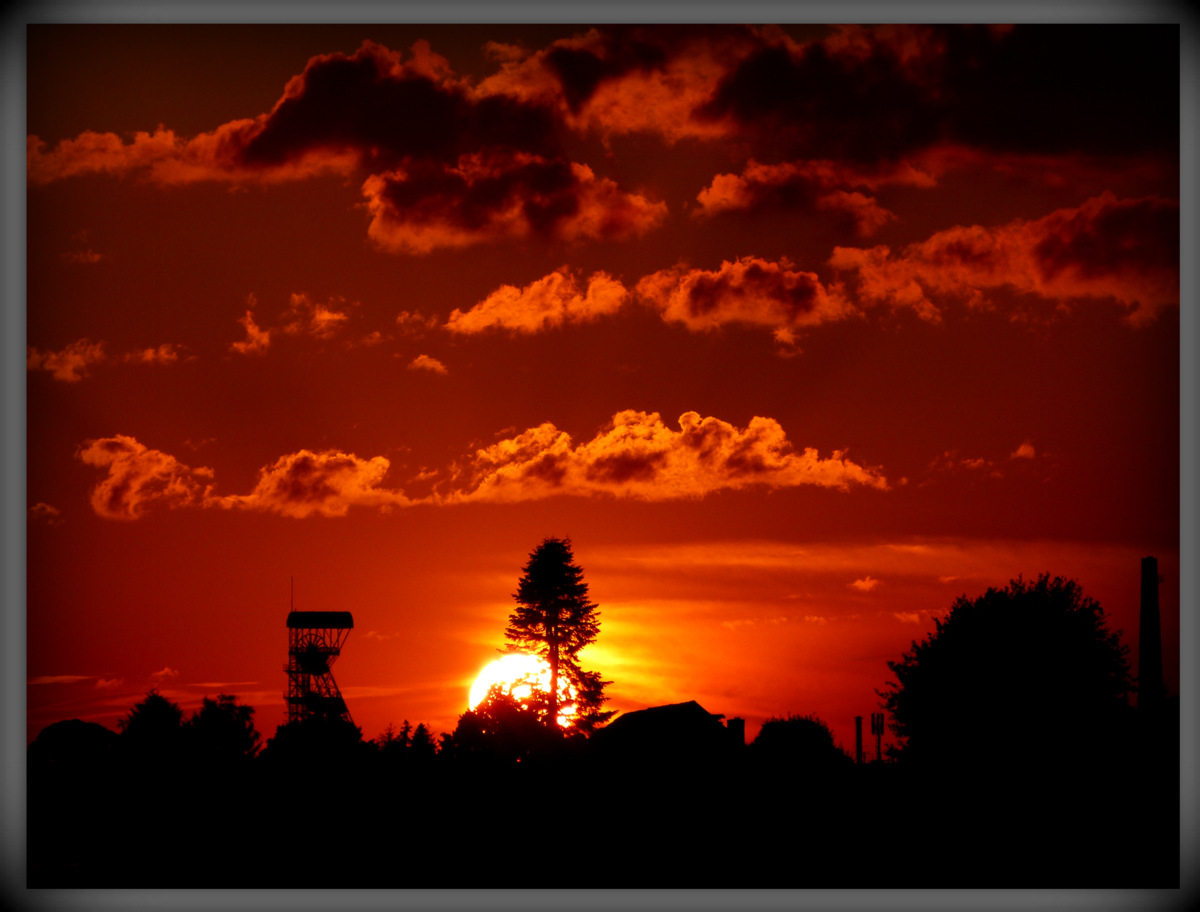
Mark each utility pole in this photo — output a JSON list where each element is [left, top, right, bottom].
[[871, 712, 885, 762]]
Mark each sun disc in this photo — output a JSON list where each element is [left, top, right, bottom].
[[469, 653, 579, 725]]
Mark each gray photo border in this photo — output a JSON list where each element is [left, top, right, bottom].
[[3, 1, 1196, 910]]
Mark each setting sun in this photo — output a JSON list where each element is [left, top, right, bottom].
[[469, 653, 579, 726]]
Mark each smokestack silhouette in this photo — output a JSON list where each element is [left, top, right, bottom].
[[1138, 556, 1165, 713], [855, 715, 863, 764]]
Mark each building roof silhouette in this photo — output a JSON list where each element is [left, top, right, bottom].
[[597, 700, 733, 757]]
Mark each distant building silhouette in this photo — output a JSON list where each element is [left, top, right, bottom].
[[1138, 556, 1165, 714], [595, 700, 742, 761]]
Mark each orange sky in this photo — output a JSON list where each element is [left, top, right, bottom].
[[25, 23, 1181, 754]]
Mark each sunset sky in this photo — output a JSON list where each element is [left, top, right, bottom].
[[25, 22, 1181, 753]]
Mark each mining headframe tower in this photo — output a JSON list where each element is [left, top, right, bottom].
[[285, 611, 354, 724]]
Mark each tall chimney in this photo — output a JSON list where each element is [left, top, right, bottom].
[[855, 715, 863, 764], [1138, 556, 1165, 713]]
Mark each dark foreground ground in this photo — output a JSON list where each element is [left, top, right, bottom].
[[27, 735, 1178, 889]]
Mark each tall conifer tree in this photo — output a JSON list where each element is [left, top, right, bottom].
[[506, 537, 613, 732]]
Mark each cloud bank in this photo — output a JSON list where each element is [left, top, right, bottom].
[[77, 412, 888, 519], [445, 410, 888, 503], [830, 193, 1179, 325]]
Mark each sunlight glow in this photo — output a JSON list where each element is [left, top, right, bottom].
[[469, 653, 579, 726]]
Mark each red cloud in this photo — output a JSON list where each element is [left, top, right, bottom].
[[407, 354, 448, 374], [476, 27, 751, 143], [26, 125, 358, 187], [229, 293, 354, 353], [444, 409, 888, 503], [30, 339, 186, 380], [445, 267, 628, 334], [231, 308, 271, 355], [124, 344, 182, 365], [636, 257, 858, 340], [28, 41, 667, 255], [696, 157, 934, 232], [218, 450, 408, 518], [27, 338, 105, 382], [28, 503, 63, 526], [76, 436, 215, 521], [362, 152, 666, 254], [831, 193, 1178, 325], [281, 292, 351, 339], [26, 41, 538, 186]]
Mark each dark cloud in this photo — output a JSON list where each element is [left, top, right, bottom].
[[696, 25, 1178, 163], [697, 36, 941, 162], [543, 32, 668, 112], [377, 154, 577, 233], [364, 152, 666, 253], [636, 257, 856, 339], [239, 41, 559, 169], [1033, 194, 1180, 285], [831, 192, 1179, 326], [585, 450, 666, 484], [686, 260, 820, 322], [520, 452, 568, 487]]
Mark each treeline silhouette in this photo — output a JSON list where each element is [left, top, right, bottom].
[[28, 573, 1178, 888]]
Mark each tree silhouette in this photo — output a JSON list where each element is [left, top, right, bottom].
[[375, 720, 413, 759], [879, 574, 1132, 770], [447, 688, 556, 765], [117, 689, 185, 759], [185, 693, 261, 763], [505, 537, 613, 732], [258, 713, 368, 770], [409, 722, 438, 762]]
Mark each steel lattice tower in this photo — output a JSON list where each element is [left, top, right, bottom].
[[285, 611, 354, 724]]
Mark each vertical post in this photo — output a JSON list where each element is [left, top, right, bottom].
[[855, 715, 863, 764], [1139, 556, 1165, 714]]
